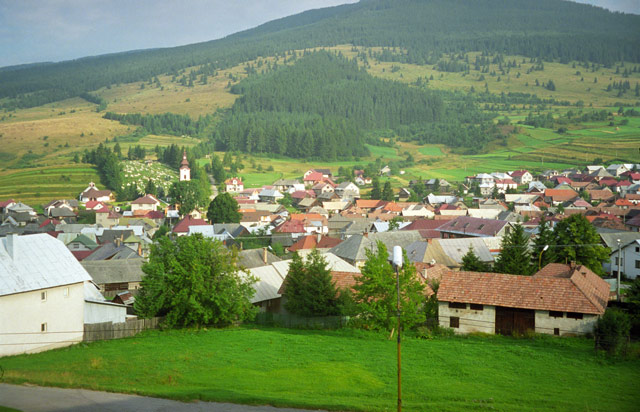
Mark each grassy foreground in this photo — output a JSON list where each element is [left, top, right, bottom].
[[2, 327, 639, 411]]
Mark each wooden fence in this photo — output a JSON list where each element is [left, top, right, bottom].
[[83, 317, 163, 342]]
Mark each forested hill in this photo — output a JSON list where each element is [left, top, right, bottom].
[[1, 0, 639, 109]]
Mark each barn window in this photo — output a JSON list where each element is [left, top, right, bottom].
[[470, 304, 484, 311], [635, 260, 640, 269], [567, 312, 583, 320], [549, 311, 563, 318], [450, 317, 460, 328], [41, 323, 47, 332], [41, 291, 47, 301], [448, 302, 467, 309], [554, 328, 560, 336]]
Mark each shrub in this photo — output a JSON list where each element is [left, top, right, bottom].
[[594, 309, 631, 356]]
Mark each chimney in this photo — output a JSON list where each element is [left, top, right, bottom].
[[317, 233, 322, 244], [263, 247, 268, 264], [5, 233, 15, 258]]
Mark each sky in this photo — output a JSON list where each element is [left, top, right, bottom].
[[0, 0, 636, 69]]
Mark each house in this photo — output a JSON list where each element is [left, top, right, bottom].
[[0, 234, 126, 357], [437, 216, 511, 239], [66, 234, 99, 252], [172, 215, 208, 236], [544, 188, 578, 205], [335, 182, 360, 199], [379, 165, 391, 176], [258, 188, 284, 203], [303, 171, 324, 187], [287, 234, 342, 256], [606, 164, 629, 177], [419, 237, 497, 268], [130, 194, 160, 214], [494, 179, 518, 193], [304, 169, 332, 180], [609, 239, 640, 279], [79, 182, 114, 203], [437, 263, 609, 336], [224, 177, 244, 193], [312, 182, 335, 197], [586, 188, 615, 203], [509, 170, 533, 185], [401, 204, 435, 218], [273, 179, 303, 194], [328, 230, 423, 268], [81, 259, 145, 297]]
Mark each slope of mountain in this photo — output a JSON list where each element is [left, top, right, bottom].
[[1, 0, 638, 109]]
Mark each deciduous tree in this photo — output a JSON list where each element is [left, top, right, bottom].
[[207, 193, 241, 224]]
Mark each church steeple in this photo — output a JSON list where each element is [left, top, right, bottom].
[[179, 150, 190, 181]]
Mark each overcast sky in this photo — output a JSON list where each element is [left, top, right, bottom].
[[0, 0, 636, 69]]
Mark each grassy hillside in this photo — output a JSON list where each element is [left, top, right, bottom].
[[2, 327, 639, 411]]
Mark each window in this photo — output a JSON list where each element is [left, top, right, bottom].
[[448, 302, 467, 309], [615, 257, 624, 266], [554, 328, 560, 336], [635, 260, 640, 269], [567, 312, 583, 320], [450, 317, 460, 328], [635, 247, 639, 253], [63, 287, 69, 297], [41, 323, 47, 332], [549, 311, 563, 318], [40, 291, 47, 301], [470, 304, 484, 311]]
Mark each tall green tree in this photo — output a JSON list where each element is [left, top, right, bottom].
[[283, 250, 340, 317], [494, 224, 534, 275], [381, 181, 394, 201], [354, 242, 425, 330], [169, 180, 202, 215], [135, 234, 257, 328], [210, 154, 227, 184], [552, 214, 610, 275], [207, 193, 241, 224], [370, 177, 381, 200], [461, 246, 490, 272]]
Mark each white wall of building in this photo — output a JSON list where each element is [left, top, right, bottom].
[[0, 283, 85, 357], [438, 302, 496, 334], [534, 311, 598, 336], [84, 301, 126, 324]]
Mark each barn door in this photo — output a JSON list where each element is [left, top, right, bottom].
[[495, 306, 535, 335]]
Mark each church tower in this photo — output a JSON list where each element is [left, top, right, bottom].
[[179, 150, 191, 181]]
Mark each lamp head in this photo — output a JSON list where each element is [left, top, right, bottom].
[[392, 246, 403, 269]]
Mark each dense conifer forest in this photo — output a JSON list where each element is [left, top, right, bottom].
[[1, 0, 638, 109]]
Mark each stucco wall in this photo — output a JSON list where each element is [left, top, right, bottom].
[[0, 283, 85, 357], [534, 311, 598, 336], [438, 302, 496, 334], [84, 301, 126, 325]]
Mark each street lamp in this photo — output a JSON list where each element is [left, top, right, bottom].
[[617, 239, 621, 301], [538, 245, 549, 270], [392, 245, 403, 412]]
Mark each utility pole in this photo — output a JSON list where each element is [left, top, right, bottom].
[[392, 246, 403, 412], [617, 239, 621, 301]]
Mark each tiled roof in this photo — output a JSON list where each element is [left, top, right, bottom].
[[586, 189, 615, 201], [402, 219, 446, 231], [172, 216, 208, 233], [510, 170, 529, 178], [288, 235, 342, 252], [131, 195, 159, 205], [304, 172, 323, 181], [274, 220, 305, 233], [437, 216, 508, 237], [545, 188, 578, 202], [438, 264, 609, 315], [356, 199, 385, 209], [0, 199, 16, 208]]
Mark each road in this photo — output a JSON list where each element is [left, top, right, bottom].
[[0, 383, 325, 412]]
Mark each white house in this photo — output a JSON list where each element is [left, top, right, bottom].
[[79, 182, 113, 203], [225, 177, 244, 193], [0, 234, 125, 357], [509, 170, 533, 185], [609, 239, 640, 279], [335, 182, 360, 199], [130, 194, 160, 214]]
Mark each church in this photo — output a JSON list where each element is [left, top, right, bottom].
[[179, 150, 190, 181]]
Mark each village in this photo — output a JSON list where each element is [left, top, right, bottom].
[[1, 153, 640, 357]]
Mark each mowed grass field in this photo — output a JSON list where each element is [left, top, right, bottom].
[[2, 327, 639, 412], [0, 165, 100, 205]]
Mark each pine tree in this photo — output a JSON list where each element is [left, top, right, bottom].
[[461, 246, 490, 272], [370, 177, 381, 200], [382, 181, 394, 201], [283, 250, 339, 317], [494, 224, 534, 275]]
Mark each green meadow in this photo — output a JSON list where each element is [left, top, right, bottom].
[[2, 327, 639, 412]]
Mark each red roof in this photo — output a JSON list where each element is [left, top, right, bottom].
[[95, 206, 110, 213], [274, 220, 305, 233], [356, 199, 385, 209], [287, 235, 342, 252], [172, 216, 208, 233], [439, 264, 608, 315], [615, 180, 631, 187], [71, 250, 94, 261], [225, 177, 243, 185], [545, 189, 578, 202], [304, 172, 323, 182], [0, 199, 16, 208], [131, 194, 159, 205], [401, 219, 446, 231], [144, 210, 165, 219], [615, 198, 634, 207], [85, 200, 106, 209], [39, 218, 61, 228], [510, 170, 530, 178]]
